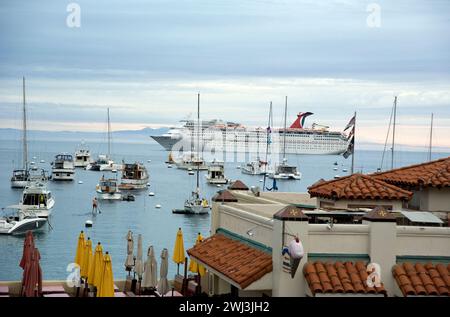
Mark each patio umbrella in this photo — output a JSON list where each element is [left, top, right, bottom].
[[89, 242, 104, 288], [75, 231, 85, 268], [97, 252, 115, 297], [134, 234, 144, 280], [124, 230, 134, 272], [189, 233, 206, 277], [157, 248, 169, 295], [22, 248, 42, 297], [19, 230, 35, 269], [81, 238, 93, 280], [172, 228, 185, 275], [141, 246, 158, 289]]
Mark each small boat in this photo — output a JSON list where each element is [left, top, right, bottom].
[[334, 175, 340, 179], [206, 160, 229, 185], [175, 152, 208, 170], [165, 152, 175, 164], [11, 181, 55, 218], [86, 155, 111, 171], [85, 220, 93, 228], [342, 168, 348, 172], [155, 204, 161, 209], [74, 142, 92, 168], [188, 170, 195, 175], [119, 162, 149, 190], [96, 176, 122, 200], [333, 167, 338, 171], [148, 192, 155, 196], [40, 160, 45, 163], [0, 211, 47, 235], [241, 160, 268, 175], [268, 158, 302, 180], [51, 153, 75, 181], [11, 169, 30, 188]]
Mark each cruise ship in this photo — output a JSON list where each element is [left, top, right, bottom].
[[151, 112, 349, 155]]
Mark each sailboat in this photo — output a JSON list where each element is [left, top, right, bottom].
[[87, 108, 122, 171], [241, 128, 268, 175], [173, 94, 210, 215], [268, 97, 301, 180], [10, 77, 30, 188]]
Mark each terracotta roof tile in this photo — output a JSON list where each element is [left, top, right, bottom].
[[373, 156, 450, 188], [308, 174, 412, 201], [303, 261, 387, 296], [227, 180, 249, 191], [187, 233, 272, 289], [212, 190, 238, 202], [392, 262, 450, 296]]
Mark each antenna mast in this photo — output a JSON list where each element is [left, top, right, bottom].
[[391, 96, 397, 170], [22, 76, 28, 170], [428, 113, 433, 161]]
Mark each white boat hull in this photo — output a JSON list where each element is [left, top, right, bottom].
[[52, 169, 75, 181], [119, 178, 149, 190], [268, 173, 302, 180], [100, 163, 123, 171], [11, 180, 28, 188], [97, 192, 122, 200], [206, 177, 229, 184], [0, 217, 47, 235], [74, 161, 90, 168]]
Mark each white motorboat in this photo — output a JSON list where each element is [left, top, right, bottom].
[[268, 97, 301, 181], [173, 94, 210, 215], [96, 176, 122, 200], [74, 142, 92, 168], [14, 181, 55, 218], [206, 159, 229, 184], [11, 169, 30, 188], [241, 160, 269, 175], [10, 77, 30, 189], [268, 159, 302, 180], [119, 162, 149, 190], [175, 152, 208, 170], [86, 154, 112, 171], [52, 153, 75, 181], [0, 210, 47, 235]]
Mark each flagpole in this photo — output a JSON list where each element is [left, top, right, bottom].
[[351, 111, 356, 174]]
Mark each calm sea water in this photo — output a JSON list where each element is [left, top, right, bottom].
[[0, 138, 448, 281]]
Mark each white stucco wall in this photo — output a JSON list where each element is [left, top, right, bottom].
[[419, 187, 450, 212], [318, 198, 403, 210]]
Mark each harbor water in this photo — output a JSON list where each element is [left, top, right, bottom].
[[0, 138, 448, 281]]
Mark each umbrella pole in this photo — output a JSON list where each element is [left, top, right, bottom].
[[182, 257, 188, 295], [177, 263, 179, 275]]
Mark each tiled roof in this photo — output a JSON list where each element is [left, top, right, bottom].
[[187, 233, 272, 289], [308, 174, 413, 201], [212, 190, 238, 202], [273, 205, 309, 221], [227, 180, 249, 191], [373, 156, 450, 188], [362, 206, 397, 222], [392, 263, 450, 296], [303, 261, 387, 296]]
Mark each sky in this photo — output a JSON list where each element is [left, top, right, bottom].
[[0, 0, 449, 150]]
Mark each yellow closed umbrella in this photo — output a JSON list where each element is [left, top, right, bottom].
[[189, 233, 205, 277], [81, 238, 93, 279], [97, 252, 115, 297], [88, 242, 103, 288], [74, 231, 85, 269], [172, 228, 185, 275]]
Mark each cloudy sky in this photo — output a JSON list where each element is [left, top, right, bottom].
[[0, 0, 449, 149]]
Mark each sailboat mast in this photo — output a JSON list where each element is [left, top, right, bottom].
[[196, 93, 200, 190], [107, 108, 111, 158], [391, 96, 397, 170], [428, 113, 433, 161], [263, 102, 272, 191], [283, 96, 287, 161], [351, 111, 356, 174], [22, 76, 28, 170]]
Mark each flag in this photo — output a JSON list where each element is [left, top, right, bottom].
[[347, 126, 355, 140], [343, 136, 354, 159], [344, 115, 355, 131]]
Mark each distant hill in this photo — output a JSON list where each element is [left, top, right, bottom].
[[0, 127, 169, 143]]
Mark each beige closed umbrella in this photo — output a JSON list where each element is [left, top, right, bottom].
[[124, 231, 134, 274], [141, 246, 158, 289], [157, 248, 169, 295], [134, 234, 144, 280]]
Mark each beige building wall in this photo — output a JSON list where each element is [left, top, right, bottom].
[[419, 187, 450, 212], [317, 197, 403, 210]]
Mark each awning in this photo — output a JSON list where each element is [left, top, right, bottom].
[[400, 211, 443, 224], [187, 233, 272, 290]]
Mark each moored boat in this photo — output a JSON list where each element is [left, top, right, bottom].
[[96, 175, 122, 200], [74, 142, 92, 168], [0, 210, 47, 235], [52, 153, 75, 181], [119, 162, 149, 190]]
